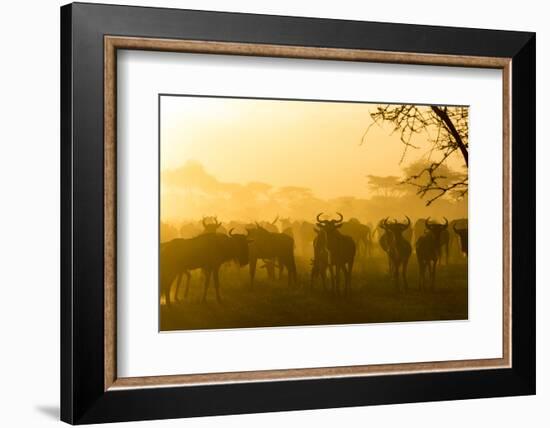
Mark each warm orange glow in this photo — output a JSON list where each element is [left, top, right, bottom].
[[160, 96, 467, 224], [159, 95, 469, 331]]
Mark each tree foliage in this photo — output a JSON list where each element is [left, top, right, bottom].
[[364, 105, 469, 205]]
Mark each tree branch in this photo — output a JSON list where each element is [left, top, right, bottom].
[[430, 106, 469, 167]]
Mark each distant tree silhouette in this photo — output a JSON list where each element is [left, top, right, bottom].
[[366, 175, 403, 198], [363, 105, 468, 205]]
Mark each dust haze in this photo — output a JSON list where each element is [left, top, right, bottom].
[[159, 96, 469, 331]]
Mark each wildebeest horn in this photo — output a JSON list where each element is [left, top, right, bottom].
[[335, 212, 344, 223], [382, 217, 389, 228], [443, 217, 449, 227], [202, 217, 208, 228], [214, 216, 221, 227], [316, 213, 326, 224], [404, 216, 411, 228], [425, 217, 432, 230], [228, 228, 235, 237], [272, 215, 279, 225]]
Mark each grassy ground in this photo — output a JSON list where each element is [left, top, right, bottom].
[[160, 254, 468, 331]]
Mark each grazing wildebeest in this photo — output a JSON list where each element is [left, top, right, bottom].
[[315, 213, 356, 295], [310, 227, 330, 291], [339, 218, 372, 258], [380, 217, 412, 290], [415, 217, 449, 290], [160, 229, 250, 304], [453, 221, 468, 256], [246, 224, 297, 287]]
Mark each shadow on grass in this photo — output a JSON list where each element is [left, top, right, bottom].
[[160, 255, 468, 331]]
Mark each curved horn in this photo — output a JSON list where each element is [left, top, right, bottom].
[[316, 213, 325, 224], [202, 217, 208, 228], [382, 217, 389, 228], [272, 215, 279, 225], [443, 217, 449, 227], [425, 217, 432, 230], [228, 228, 235, 237], [335, 212, 344, 223], [214, 216, 221, 227], [404, 216, 411, 228]]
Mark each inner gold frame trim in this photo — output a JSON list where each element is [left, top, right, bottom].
[[104, 36, 512, 391]]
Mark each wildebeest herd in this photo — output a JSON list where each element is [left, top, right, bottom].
[[160, 214, 468, 305]]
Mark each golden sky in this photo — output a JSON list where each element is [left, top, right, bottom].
[[159, 96, 467, 223], [161, 96, 466, 199]]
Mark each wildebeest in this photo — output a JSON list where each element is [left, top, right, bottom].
[[310, 227, 330, 291], [173, 270, 192, 303], [415, 217, 449, 290], [258, 216, 280, 233], [380, 217, 412, 290], [453, 221, 468, 256], [260, 258, 278, 280], [316, 213, 356, 295], [160, 229, 250, 304], [378, 222, 392, 274], [201, 216, 226, 235], [339, 218, 372, 258], [414, 217, 449, 264], [247, 224, 297, 287]]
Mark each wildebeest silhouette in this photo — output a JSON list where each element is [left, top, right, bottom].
[[246, 224, 297, 287], [415, 217, 449, 290], [380, 217, 412, 290], [201, 216, 227, 235], [414, 217, 449, 263], [453, 221, 468, 256], [257, 216, 280, 233], [339, 218, 372, 258], [316, 213, 356, 295], [160, 229, 250, 303], [310, 227, 330, 291]]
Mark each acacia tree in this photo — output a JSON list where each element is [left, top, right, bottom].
[[366, 175, 404, 198], [363, 105, 468, 205]]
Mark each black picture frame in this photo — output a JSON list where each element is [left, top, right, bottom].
[[61, 2, 535, 424]]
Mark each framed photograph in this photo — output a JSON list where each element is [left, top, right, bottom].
[[60, 2, 535, 424]]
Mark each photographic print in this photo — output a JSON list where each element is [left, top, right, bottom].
[[159, 95, 469, 331]]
